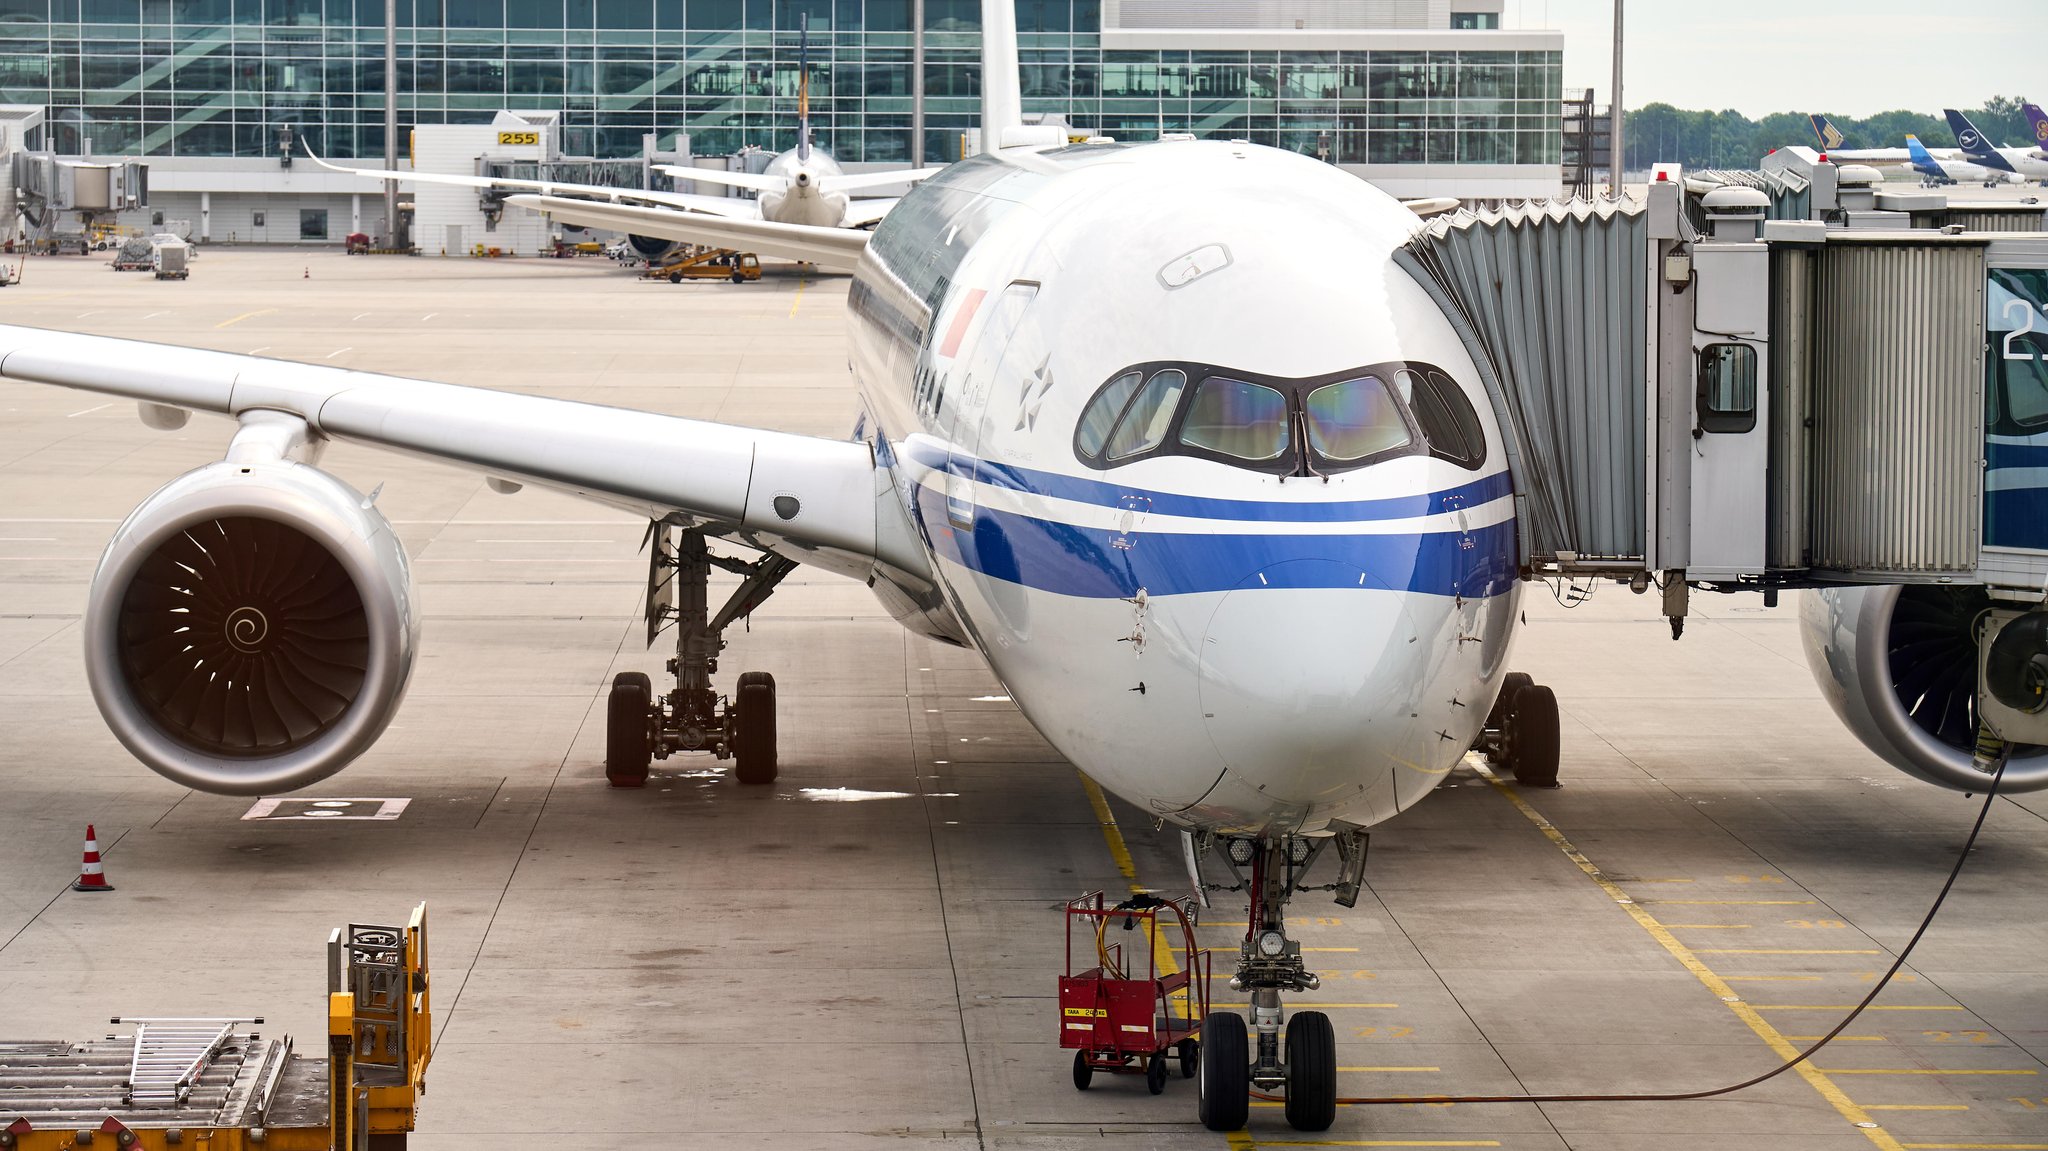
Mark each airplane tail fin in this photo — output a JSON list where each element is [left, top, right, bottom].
[[2025, 101, 2048, 151], [1905, 133, 1936, 169], [1809, 113, 1847, 151], [1947, 108, 2017, 172], [795, 12, 812, 162], [979, 0, 1061, 150]]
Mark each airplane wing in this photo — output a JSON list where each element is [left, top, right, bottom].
[[658, 166, 793, 195], [507, 194, 870, 269], [839, 197, 901, 228], [818, 168, 946, 195], [307, 151, 763, 220], [0, 325, 888, 578]]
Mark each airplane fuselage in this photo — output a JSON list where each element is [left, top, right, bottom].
[[760, 147, 852, 228], [844, 141, 1522, 837]]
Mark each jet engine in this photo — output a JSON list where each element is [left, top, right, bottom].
[[1801, 585, 2048, 792], [626, 234, 685, 262], [83, 458, 419, 795]]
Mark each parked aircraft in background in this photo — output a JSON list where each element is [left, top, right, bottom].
[[315, 14, 941, 265], [1907, 133, 2023, 186], [1947, 108, 2048, 184]]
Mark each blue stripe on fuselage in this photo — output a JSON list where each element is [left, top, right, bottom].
[[907, 476, 1519, 600], [900, 441, 1514, 523]]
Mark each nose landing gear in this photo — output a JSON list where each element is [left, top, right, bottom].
[[1188, 832, 1366, 1132], [604, 524, 793, 787], [1478, 671, 1561, 787]]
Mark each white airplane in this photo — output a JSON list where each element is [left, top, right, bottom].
[[1947, 108, 2048, 183], [3, 0, 2045, 1134], [312, 15, 941, 266], [1907, 133, 2025, 187]]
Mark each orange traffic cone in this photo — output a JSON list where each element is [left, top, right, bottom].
[[72, 824, 113, 892]]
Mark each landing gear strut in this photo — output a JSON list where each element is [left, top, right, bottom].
[[1477, 671, 1561, 787], [1188, 830, 1367, 1132], [605, 524, 793, 787]]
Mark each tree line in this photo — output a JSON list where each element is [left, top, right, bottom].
[[1623, 95, 2037, 171]]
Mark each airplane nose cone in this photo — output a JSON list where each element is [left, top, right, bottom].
[[1198, 560, 1423, 811]]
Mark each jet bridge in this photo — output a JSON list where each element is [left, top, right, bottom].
[[1398, 149, 2048, 760]]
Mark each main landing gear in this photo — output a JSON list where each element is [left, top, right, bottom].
[[1477, 671, 1561, 787], [605, 525, 794, 788], [1186, 829, 1369, 1132]]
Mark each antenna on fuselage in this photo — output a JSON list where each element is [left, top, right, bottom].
[[795, 11, 812, 162]]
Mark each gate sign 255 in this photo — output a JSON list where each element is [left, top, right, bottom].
[[498, 131, 539, 146]]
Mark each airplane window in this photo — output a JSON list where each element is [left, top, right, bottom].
[[1104, 369, 1188, 460], [1076, 370, 1143, 458], [1391, 368, 1486, 469], [1425, 370, 1487, 467], [1180, 377, 1290, 461], [1304, 377, 1412, 462]]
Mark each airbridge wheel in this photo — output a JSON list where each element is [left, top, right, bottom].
[[606, 672, 652, 787], [733, 671, 778, 785]]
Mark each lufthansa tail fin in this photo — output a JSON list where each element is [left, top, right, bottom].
[[1809, 113, 1848, 151], [1945, 108, 2016, 170], [980, 0, 1061, 150]]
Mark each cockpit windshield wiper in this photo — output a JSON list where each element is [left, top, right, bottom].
[[1286, 408, 1330, 484]]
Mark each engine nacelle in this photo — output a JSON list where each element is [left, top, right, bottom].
[[84, 460, 420, 795], [1801, 585, 2048, 792], [627, 234, 684, 262]]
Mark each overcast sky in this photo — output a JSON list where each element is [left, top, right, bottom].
[[1499, 0, 2044, 118]]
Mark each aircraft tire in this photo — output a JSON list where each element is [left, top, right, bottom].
[[1283, 1011, 1337, 1132], [1198, 1011, 1249, 1131], [1509, 684, 1562, 787], [1485, 671, 1534, 733], [605, 672, 653, 787], [733, 671, 778, 785]]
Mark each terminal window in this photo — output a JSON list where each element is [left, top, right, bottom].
[[300, 209, 327, 240]]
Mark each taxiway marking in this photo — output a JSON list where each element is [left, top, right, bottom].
[[215, 308, 275, 328], [65, 403, 111, 417], [790, 274, 807, 318], [1079, 772, 1193, 1020], [1471, 758, 1909, 1151]]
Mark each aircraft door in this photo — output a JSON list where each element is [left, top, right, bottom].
[[1687, 242, 1770, 579], [944, 283, 1039, 529]]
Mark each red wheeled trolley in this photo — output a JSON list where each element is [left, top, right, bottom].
[[1060, 891, 1212, 1095]]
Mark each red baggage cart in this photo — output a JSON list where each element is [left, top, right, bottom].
[[1059, 891, 1211, 1094]]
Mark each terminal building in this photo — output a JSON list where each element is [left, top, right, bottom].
[[0, 0, 1564, 245]]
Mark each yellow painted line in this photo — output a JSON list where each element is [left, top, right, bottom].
[[1337, 1066, 1440, 1072], [1697, 949, 1884, 955], [1662, 923, 1754, 929], [1226, 1132, 1257, 1151], [1901, 1145, 2048, 1150], [1258, 1141, 1500, 1147], [1822, 1069, 2036, 1076], [1788, 1035, 1884, 1041], [1472, 761, 1908, 1151], [1863, 1105, 1971, 1111], [1723, 975, 1823, 982], [1078, 772, 1194, 1021], [1644, 900, 1818, 905], [214, 308, 276, 329], [1753, 1005, 1966, 1012], [788, 273, 807, 317]]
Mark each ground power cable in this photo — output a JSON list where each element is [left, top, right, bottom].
[[1247, 750, 2012, 1108]]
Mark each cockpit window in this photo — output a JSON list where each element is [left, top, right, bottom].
[[1105, 369, 1187, 460], [1076, 370, 1142, 458], [1180, 377, 1290, 461], [1071, 359, 1481, 475], [1304, 377, 1411, 462]]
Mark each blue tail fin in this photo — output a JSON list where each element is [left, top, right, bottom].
[[1809, 113, 1848, 151], [1905, 133, 1941, 177], [1945, 108, 2015, 170]]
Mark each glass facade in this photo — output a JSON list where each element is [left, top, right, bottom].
[[0, 0, 1560, 166]]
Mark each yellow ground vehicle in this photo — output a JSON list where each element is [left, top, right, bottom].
[[642, 248, 760, 283], [0, 904, 430, 1151]]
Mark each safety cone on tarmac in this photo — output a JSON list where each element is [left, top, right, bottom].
[[72, 824, 113, 892]]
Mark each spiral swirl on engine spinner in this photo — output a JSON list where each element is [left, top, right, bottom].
[[225, 606, 270, 653]]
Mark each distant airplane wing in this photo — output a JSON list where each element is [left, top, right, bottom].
[[659, 166, 793, 196], [307, 150, 763, 220], [507, 194, 869, 269], [839, 197, 901, 228], [818, 168, 947, 195], [0, 325, 885, 575]]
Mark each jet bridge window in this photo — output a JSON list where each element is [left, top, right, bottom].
[[1696, 343, 1758, 434]]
